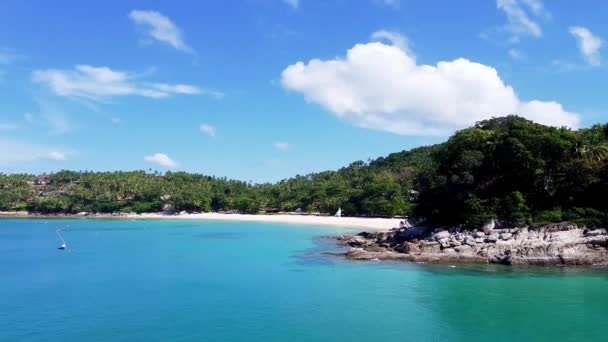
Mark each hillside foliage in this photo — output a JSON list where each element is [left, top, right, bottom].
[[2, 116, 607, 227]]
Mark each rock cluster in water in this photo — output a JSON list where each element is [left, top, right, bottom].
[[332, 223, 608, 266]]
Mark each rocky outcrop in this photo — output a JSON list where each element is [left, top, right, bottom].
[[333, 223, 608, 266]]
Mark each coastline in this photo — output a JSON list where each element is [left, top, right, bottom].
[[332, 224, 608, 266], [0, 211, 401, 231]]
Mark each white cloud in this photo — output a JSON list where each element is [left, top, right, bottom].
[[273, 141, 289, 150], [283, 0, 299, 10], [552, 59, 585, 72], [48, 151, 66, 161], [129, 10, 193, 53], [32, 65, 204, 102], [382, 0, 400, 9], [199, 123, 216, 137], [149, 83, 200, 95], [371, 30, 411, 55], [281, 36, 579, 136], [569, 26, 603, 66], [520, 0, 549, 17], [0, 139, 69, 164], [495, 0, 546, 42], [23, 101, 72, 134], [144, 153, 177, 168], [508, 48, 526, 60], [111, 117, 121, 124]]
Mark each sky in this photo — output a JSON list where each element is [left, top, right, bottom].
[[1, 0, 607, 182]]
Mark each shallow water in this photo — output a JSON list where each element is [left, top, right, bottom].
[[1, 219, 607, 341]]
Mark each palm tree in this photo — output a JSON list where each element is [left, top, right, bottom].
[[575, 142, 608, 162]]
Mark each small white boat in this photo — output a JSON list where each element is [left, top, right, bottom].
[[56, 228, 67, 250]]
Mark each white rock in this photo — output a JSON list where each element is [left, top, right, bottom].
[[500, 233, 512, 240], [482, 219, 496, 234], [433, 231, 450, 241], [585, 229, 607, 237], [486, 234, 498, 243]]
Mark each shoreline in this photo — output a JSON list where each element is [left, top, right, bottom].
[[332, 224, 608, 266], [0, 211, 401, 231]]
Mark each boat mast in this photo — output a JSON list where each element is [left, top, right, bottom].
[[56, 228, 66, 246]]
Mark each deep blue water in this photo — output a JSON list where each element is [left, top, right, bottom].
[[1, 219, 607, 341]]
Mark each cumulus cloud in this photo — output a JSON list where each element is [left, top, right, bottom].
[[32, 65, 206, 102], [129, 10, 193, 53], [273, 141, 289, 150], [281, 36, 579, 136], [370, 30, 410, 55], [199, 123, 216, 137], [569, 26, 603, 66], [144, 153, 177, 168], [283, 0, 299, 10], [0, 139, 69, 164]]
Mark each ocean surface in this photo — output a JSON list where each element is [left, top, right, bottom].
[[1, 219, 607, 341]]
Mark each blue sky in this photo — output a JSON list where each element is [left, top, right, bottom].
[[1, 0, 607, 182]]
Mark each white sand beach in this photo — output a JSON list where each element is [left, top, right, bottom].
[[0, 211, 400, 231], [131, 212, 401, 231]]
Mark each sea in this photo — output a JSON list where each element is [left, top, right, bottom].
[[1, 219, 607, 341]]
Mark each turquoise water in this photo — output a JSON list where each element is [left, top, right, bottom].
[[1, 219, 607, 341]]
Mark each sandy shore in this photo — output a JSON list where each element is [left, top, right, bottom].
[[0, 211, 400, 231]]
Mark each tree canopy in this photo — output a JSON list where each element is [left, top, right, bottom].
[[2, 116, 607, 227]]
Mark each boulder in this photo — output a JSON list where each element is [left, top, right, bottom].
[[347, 235, 370, 247], [331, 222, 608, 266], [500, 233, 513, 240], [482, 219, 496, 234], [433, 231, 450, 241], [486, 234, 499, 243], [398, 226, 429, 240], [455, 245, 473, 253], [585, 229, 607, 237]]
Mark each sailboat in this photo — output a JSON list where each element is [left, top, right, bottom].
[[334, 207, 342, 217], [56, 228, 67, 250]]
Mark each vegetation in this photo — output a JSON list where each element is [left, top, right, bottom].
[[2, 116, 608, 227], [414, 116, 608, 227]]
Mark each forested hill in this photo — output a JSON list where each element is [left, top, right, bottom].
[[2, 116, 608, 227]]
